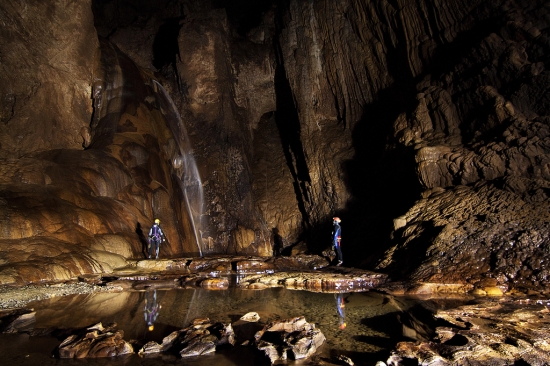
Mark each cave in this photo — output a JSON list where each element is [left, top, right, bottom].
[[1, 0, 550, 364]]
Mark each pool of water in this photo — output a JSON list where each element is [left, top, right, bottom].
[[0, 287, 467, 365]]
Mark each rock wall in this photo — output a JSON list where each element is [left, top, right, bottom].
[[377, 0, 550, 293], [0, 0, 98, 157], [174, 7, 277, 255], [271, 0, 491, 258], [0, 1, 198, 284], [1, 0, 550, 290]]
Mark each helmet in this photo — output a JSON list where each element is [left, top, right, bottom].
[[154, 218, 160, 224], [339, 322, 346, 330], [148, 324, 154, 332], [333, 217, 341, 223]]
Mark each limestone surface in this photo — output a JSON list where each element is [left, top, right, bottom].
[[384, 299, 550, 365]]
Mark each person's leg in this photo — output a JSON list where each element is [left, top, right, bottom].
[[335, 246, 343, 265], [155, 241, 160, 259]]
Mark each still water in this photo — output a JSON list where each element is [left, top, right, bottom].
[[0, 287, 464, 365]]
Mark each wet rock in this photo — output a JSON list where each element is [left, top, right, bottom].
[[133, 278, 183, 290], [179, 337, 216, 358], [57, 322, 134, 358], [137, 341, 162, 356], [269, 255, 330, 271], [386, 300, 550, 365], [103, 279, 134, 290], [239, 269, 387, 292], [188, 258, 232, 275], [240, 312, 260, 322], [200, 278, 229, 290], [136, 259, 189, 272], [78, 274, 104, 285], [0, 282, 115, 310], [0, 309, 35, 333], [236, 260, 275, 274], [321, 248, 337, 263], [377, 182, 550, 294], [138, 317, 234, 358], [255, 316, 325, 363], [336, 354, 355, 365]]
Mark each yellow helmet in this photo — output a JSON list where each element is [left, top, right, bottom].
[[154, 218, 160, 224], [148, 324, 154, 331]]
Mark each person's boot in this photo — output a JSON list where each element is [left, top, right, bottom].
[[337, 260, 343, 266]]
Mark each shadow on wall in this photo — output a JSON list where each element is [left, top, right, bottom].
[[332, 3, 507, 269], [136, 222, 149, 259], [303, 80, 421, 268], [310, 80, 419, 269]]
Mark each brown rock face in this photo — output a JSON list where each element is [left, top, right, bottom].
[[0, 1, 202, 284], [0, 0, 98, 157], [377, 0, 550, 292], [1, 0, 550, 289], [388, 300, 550, 365]]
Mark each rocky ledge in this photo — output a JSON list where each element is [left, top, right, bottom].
[[0, 255, 386, 310], [384, 298, 550, 365]]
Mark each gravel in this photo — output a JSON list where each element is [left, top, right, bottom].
[[0, 282, 119, 310]]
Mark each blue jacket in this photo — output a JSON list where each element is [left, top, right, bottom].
[[333, 223, 341, 247], [148, 224, 165, 242]]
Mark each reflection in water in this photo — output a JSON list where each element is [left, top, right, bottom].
[[0, 287, 468, 366], [335, 293, 347, 330], [144, 289, 161, 332]]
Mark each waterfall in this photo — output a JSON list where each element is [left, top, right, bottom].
[[153, 80, 204, 257]]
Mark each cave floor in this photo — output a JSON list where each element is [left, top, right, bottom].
[[0, 255, 549, 365]]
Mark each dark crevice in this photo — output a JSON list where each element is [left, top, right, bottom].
[[152, 18, 184, 71], [272, 2, 311, 231], [213, 0, 275, 37]]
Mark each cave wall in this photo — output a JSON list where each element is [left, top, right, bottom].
[[270, 0, 490, 258], [0, 0, 198, 284], [377, 0, 550, 293], [0, 0, 550, 291], [0, 0, 98, 157]]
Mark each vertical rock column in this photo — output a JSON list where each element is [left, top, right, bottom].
[[176, 8, 278, 255]]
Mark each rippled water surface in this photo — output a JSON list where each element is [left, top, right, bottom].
[[0, 287, 466, 365]]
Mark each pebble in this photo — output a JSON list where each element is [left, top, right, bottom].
[[0, 283, 119, 310]]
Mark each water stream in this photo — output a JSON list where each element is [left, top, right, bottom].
[[152, 80, 205, 257], [0, 286, 467, 365]]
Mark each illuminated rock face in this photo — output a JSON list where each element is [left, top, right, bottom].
[[0, 0, 98, 157], [377, 0, 550, 293], [0, 0, 549, 289]]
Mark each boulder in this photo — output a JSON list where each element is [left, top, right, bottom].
[[255, 316, 325, 363], [137, 317, 235, 358], [57, 322, 133, 358], [386, 300, 550, 365]]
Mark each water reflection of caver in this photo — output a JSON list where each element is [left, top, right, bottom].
[[144, 289, 161, 331], [332, 217, 343, 266], [336, 293, 347, 330]]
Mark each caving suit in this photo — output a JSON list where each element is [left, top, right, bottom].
[[333, 221, 343, 265], [148, 223, 166, 259]]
